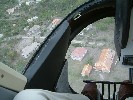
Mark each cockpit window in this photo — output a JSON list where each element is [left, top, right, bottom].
[[0, 0, 88, 72], [67, 17, 129, 96]]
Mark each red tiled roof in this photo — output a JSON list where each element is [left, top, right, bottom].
[[52, 19, 61, 25], [81, 64, 92, 76], [94, 49, 115, 73], [71, 47, 88, 61]]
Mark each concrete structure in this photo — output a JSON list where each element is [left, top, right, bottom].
[[25, 0, 34, 5], [17, 38, 33, 52], [26, 1, 31, 5], [6, 6, 20, 14], [23, 26, 29, 32], [27, 25, 41, 36], [36, 0, 42, 3], [0, 34, 3, 38], [27, 16, 38, 23], [25, 0, 42, 5], [21, 42, 40, 58], [6, 8, 15, 14]]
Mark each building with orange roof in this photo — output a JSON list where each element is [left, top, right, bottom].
[[71, 47, 87, 61], [94, 48, 115, 73]]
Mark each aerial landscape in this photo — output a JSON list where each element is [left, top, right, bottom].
[[0, 0, 88, 71]]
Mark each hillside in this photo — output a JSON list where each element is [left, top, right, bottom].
[[0, 0, 88, 71]]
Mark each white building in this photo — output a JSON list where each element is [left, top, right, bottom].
[[25, 0, 42, 5], [6, 8, 15, 14], [27, 16, 38, 23], [0, 34, 3, 38], [21, 42, 40, 58], [6, 6, 20, 14], [36, 0, 42, 3]]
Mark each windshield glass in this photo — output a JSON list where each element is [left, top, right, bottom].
[[67, 17, 129, 96], [0, 1, 130, 98], [0, 0, 88, 72]]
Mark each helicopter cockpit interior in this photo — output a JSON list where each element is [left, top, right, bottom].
[[0, 0, 133, 100]]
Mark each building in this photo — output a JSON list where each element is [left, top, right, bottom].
[[6, 8, 15, 14], [21, 42, 40, 58], [71, 47, 88, 61], [27, 16, 38, 23], [48, 18, 62, 31], [94, 49, 115, 73], [0, 34, 3, 38], [6, 6, 20, 14], [36, 0, 42, 3], [81, 64, 92, 77], [27, 25, 41, 36]]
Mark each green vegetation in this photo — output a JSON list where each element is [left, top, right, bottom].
[[36, 0, 88, 21], [0, 0, 89, 37], [0, 0, 89, 72], [0, 0, 114, 74], [0, 0, 18, 18], [96, 38, 107, 42], [93, 17, 114, 31], [87, 57, 93, 65], [72, 43, 82, 47], [1, 17, 28, 37], [14, 59, 27, 72], [0, 39, 18, 68], [0, 48, 16, 65]]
